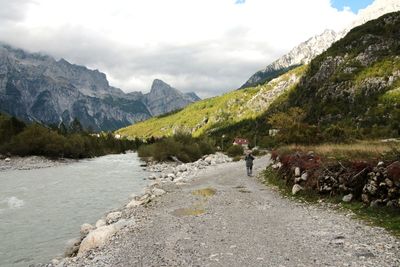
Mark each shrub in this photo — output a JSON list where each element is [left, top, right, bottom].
[[226, 145, 244, 157], [137, 134, 216, 162]]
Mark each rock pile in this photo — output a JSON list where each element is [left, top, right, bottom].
[[272, 153, 400, 208], [145, 152, 232, 184]]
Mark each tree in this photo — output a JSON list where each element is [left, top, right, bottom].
[[70, 118, 84, 133], [267, 107, 316, 144]]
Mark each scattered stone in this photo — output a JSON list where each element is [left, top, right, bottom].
[[300, 172, 308, 181], [152, 188, 166, 197], [292, 184, 303, 195], [64, 237, 82, 257], [80, 223, 95, 237], [95, 219, 106, 228], [126, 199, 143, 209], [377, 161, 384, 167], [106, 211, 122, 224], [294, 167, 301, 177], [148, 174, 157, 180], [342, 194, 353, 203], [361, 194, 369, 203], [4, 157, 11, 162]]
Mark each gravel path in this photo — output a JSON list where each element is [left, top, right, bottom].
[[64, 156, 400, 267]]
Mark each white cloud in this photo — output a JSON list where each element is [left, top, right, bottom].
[[0, 0, 356, 97]]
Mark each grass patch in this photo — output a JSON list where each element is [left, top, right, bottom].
[[192, 188, 216, 198], [263, 166, 400, 236], [276, 140, 400, 161], [171, 208, 205, 217]]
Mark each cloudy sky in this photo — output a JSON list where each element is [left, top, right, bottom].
[[0, 0, 374, 97]]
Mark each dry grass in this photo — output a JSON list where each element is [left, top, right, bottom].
[[277, 140, 400, 161]]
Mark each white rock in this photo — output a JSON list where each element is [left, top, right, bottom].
[[294, 167, 301, 177], [126, 199, 143, 209], [148, 174, 157, 180], [80, 223, 95, 237], [5, 157, 10, 162], [78, 225, 118, 255], [292, 184, 303, 195], [106, 211, 122, 224], [377, 161, 384, 167], [95, 219, 106, 228], [342, 193, 353, 203], [167, 173, 176, 181], [64, 237, 81, 257], [152, 188, 166, 196], [204, 156, 213, 164], [294, 177, 301, 184], [301, 172, 308, 181], [276, 162, 282, 168]]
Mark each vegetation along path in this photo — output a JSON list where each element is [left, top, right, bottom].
[[68, 156, 400, 267]]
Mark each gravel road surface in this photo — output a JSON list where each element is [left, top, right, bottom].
[[62, 155, 400, 267]]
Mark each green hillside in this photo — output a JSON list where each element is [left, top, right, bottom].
[[117, 66, 306, 139], [283, 11, 400, 136]]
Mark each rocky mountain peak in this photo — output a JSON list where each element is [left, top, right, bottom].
[[150, 79, 176, 94], [241, 0, 400, 89]]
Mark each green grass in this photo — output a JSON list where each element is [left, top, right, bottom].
[[262, 166, 400, 236]]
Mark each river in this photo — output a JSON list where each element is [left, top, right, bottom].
[[0, 153, 149, 267]]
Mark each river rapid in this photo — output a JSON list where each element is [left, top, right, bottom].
[[0, 153, 149, 267]]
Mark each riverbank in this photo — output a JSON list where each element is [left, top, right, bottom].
[[38, 153, 400, 267], [0, 156, 75, 172]]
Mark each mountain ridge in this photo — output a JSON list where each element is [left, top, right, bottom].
[[0, 44, 200, 131]]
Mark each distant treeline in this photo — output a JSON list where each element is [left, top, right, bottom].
[[0, 114, 142, 159]]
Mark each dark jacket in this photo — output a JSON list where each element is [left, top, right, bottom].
[[245, 154, 254, 167]]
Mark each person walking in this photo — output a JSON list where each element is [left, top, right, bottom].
[[245, 152, 255, 176]]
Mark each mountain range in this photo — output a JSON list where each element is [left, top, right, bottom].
[[241, 0, 400, 89], [118, 10, 400, 141], [0, 45, 199, 131]]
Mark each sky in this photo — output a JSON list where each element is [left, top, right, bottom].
[[0, 0, 376, 98], [331, 0, 373, 12]]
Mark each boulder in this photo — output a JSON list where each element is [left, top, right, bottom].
[[292, 184, 303, 195], [342, 193, 353, 203], [167, 173, 176, 181], [152, 188, 166, 197], [361, 193, 369, 203], [64, 237, 82, 257], [106, 211, 122, 224], [95, 219, 106, 228], [370, 199, 382, 208], [300, 172, 308, 181], [377, 161, 384, 167], [80, 223, 95, 237], [294, 167, 301, 177], [385, 178, 394, 188], [148, 174, 157, 180], [126, 199, 143, 209], [4, 157, 10, 162], [78, 225, 118, 255], [204, 156, 213, 164]]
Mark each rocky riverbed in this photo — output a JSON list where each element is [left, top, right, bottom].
[[0, 156, 74, 172], [36, 153, 400, 267]]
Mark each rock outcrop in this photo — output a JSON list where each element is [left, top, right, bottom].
[[143, 79, 199, 116], [241, 0, 400, 89]]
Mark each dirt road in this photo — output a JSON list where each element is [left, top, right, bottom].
[[64, 156, 400, 267]]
